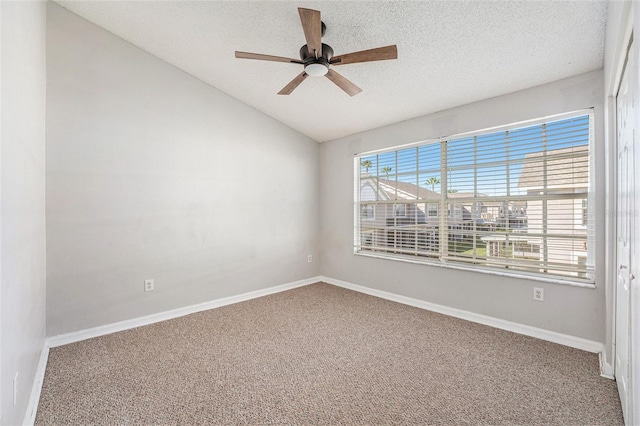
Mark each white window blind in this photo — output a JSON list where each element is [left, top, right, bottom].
[[355, 112, 594, 284]]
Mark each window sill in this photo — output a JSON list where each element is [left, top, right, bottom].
[[354, 251, 596, 289]]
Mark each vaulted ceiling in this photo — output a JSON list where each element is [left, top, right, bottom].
[[54, 1, 607, 142]]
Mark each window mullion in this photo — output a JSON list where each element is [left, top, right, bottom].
[[375, 154, 379, 202], [473, 136, 478, 258], [440, 140, 448, 262], [394, 151, 399, 252], [415, 147, 419, 253], [542, 123, 549, 272], [505, 130, 510, 255], [355, 158, 361, 251]]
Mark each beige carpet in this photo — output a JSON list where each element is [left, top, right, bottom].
[[36, 282, 622, 425]]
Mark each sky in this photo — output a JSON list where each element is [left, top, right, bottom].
[[359, 114, 590, 197]]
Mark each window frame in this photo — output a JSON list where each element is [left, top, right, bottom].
[[427, 203, 439, 217], [361, 204, 375, 221], [354, 110, 595, 288], [393, 203, 408, 218]]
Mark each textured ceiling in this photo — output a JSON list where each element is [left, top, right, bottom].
[[54, 1, 607, 142]]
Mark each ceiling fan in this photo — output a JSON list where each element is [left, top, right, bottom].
[[235, 7, 398, 96]]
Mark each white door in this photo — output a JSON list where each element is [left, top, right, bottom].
[[616, 38, 635, 425]]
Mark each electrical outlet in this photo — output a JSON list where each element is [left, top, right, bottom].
[[308, 255, 312, 263], [144, 279, 154, 292], [13, 372, 18, 406], [533, 287, 544, 302]]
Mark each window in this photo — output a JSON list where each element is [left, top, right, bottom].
[[361, 204, 375, 220], [393, 203, 407, 218], [355, 111, 594, 284]]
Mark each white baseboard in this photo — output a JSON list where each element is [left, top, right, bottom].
[[599, 352, 615, 379], [47, 276, 322, 348], [23, 345, 49, 426], [320, 276, 604, 354]]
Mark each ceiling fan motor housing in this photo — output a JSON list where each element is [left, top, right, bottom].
[[300, 43, 333, 61]]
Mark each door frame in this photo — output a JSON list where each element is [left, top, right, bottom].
[[615, 48, 634, 421], [609, 5, 637, 424], [605, 1, 633, 378]]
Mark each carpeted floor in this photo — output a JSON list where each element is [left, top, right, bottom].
[[36, 282, 623, 425]]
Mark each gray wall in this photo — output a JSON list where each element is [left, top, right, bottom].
[[320, 70, 607, 343], [1, 0, 47, 423], [46, 3, 320, 336]]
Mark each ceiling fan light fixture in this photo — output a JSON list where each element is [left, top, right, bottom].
[[304, 62, 329, 77]]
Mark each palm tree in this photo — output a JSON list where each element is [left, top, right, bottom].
[[425, 176, 440, 191], [381, 166, 392, 178], [360, 160, 372, 173]]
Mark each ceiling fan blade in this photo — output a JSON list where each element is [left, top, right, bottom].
[[298, 8, 322, 58], [235, 51, 303, 64], [330, 45, 398, 66], [325, 69, 362, 97], [278, 71, 309, 95]]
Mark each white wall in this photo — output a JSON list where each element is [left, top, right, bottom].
[[320, 70, 606, 343], [46, 3, 319, 336], [1, 0, 47, 424]]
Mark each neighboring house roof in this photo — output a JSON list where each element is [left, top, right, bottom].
[[361, 176, 440, 200], [518, 145, 588, 189], [446, 192, 494, 203], [446, 192, 525, 210], [446, 192, 476, 198], [363, 180, 522, 204]]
